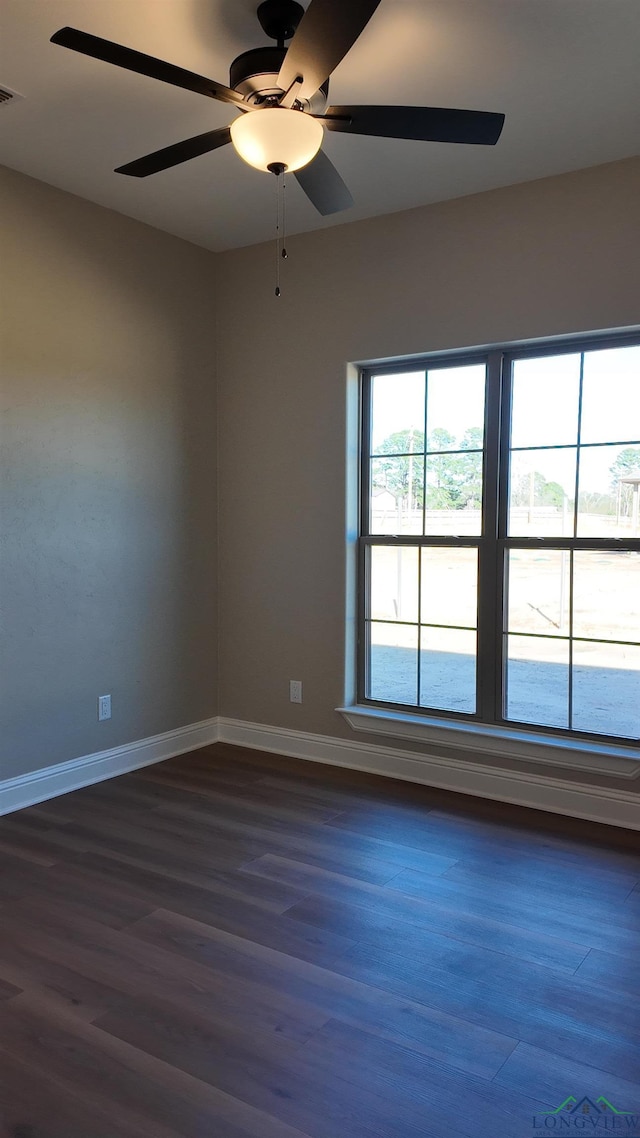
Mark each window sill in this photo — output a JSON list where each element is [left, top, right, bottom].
[[337, 705, 640, 780]]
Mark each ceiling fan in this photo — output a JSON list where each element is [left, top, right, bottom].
[[51, 0, 505, 216]]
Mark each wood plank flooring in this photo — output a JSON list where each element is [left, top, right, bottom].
[[1, 742, 639, 1137]]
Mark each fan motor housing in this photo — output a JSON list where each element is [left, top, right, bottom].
[[229, 46, 328, 113]]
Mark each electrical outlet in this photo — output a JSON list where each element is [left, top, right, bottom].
[[289, 680, 303, 704], [98, 694, 111, 721]]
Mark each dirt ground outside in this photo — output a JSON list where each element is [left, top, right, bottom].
[[368, 538, 639, 739]]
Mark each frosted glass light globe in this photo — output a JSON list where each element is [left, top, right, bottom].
[[230, 107, 323, 173]]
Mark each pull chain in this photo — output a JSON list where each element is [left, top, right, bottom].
[[281, 174, 288, 264], [269, 166, 288, 298], [274, 171, 281, 297], [269, 162, 288, 297]]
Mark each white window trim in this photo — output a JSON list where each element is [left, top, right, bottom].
[[337, 704, 640, 780]]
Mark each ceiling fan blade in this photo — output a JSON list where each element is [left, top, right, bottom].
[[278, 0, 381, 103], [50, 27, 247, 111], [115, 127, 231, 177], [294, 149, 354, 215], [322, 105, 505, 145]]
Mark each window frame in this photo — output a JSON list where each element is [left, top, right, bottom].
[[357, 330, 640, 750]]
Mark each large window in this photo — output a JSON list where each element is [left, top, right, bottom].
[[359, 335, 640, 744]]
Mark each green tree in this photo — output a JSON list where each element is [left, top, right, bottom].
[[427, 428, 455, 452], [512, 471, 568, 510], [426, 427, 483, 509], [539, 480, 565, 508], [374, 426, 485, 511], [610, 447, 640, 517], [610, 447, 640, 489], [461, 427, 484, 451], [456, 427, 484, 507], [373, 429, 425, 507]]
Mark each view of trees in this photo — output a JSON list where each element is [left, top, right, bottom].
[[372, 427, 483, 511], [511, 471, 566, 509], [611, 446, 640, 517], [373, 434, 640, 516], [610, 447, 640, 486]]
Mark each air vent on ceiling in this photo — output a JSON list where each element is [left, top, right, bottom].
[[0, 85, 25, 107]]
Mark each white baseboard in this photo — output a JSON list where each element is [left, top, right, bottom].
[[0, 717, 219, 816], [218, 717, 640, 831], [3, 714, 638, 831]]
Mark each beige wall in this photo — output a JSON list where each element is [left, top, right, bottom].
[[216, 156, 640, 789], [0, 166, 218, 780], [2, 156, 638, 792]]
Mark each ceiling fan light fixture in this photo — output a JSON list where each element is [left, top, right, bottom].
[[230, 107, 323, 173]]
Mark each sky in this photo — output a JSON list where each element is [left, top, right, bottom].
[[370, 345, 640, 495]]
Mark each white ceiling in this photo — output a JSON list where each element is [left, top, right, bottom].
[[1, 0, 639, 252]]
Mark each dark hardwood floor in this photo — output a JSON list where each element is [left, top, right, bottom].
[[1, 742, 639, 1137]]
